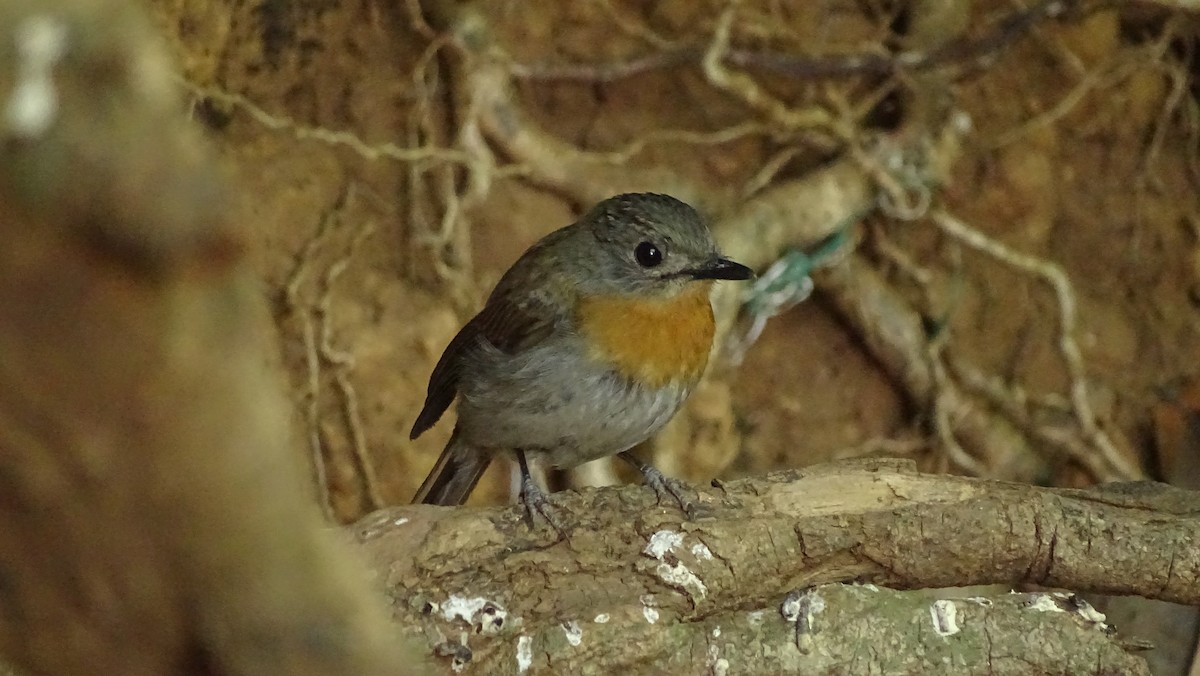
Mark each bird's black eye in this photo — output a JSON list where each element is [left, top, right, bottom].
[[634, 241, 663, 268]]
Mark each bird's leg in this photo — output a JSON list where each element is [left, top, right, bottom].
[[618, 451, 698, 519], [515, 449, 569, 537]]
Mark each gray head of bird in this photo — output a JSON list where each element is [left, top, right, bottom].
[[567, 192, 753, 298]]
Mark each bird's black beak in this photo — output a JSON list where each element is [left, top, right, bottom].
[[687, 256, 754, 281]]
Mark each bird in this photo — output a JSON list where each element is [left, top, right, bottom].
[[409, 192, 752, 526]]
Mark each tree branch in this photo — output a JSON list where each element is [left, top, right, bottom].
[[357, 458, 1195, 672]]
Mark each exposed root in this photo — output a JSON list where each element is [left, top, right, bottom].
[[929, 209, 1142, 481], [281, 185, 387, 517]]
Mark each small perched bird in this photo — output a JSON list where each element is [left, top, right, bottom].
[[410, 193, 752, 524]]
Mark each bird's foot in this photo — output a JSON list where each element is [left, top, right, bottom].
[[619, 451, 701, 519], [519, 473, 569, 539]]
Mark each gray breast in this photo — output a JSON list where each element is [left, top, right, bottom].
[[454, 334, 692, 468]]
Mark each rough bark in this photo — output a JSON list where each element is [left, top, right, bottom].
[[359, 458, 1197, 673], [0, 0, 418, 673]]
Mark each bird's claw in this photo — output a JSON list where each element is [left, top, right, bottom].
[[639, 464, 700, 519], [519, 474, 569, 539]]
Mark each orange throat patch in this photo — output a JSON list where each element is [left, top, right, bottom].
[[576, 283, 716, 389]]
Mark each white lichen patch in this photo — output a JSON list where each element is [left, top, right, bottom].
[[655, 560, 708, 600], [476, 602, 508, 635], [515, 635, 533, 673], [1024, 592, 1107, 626], [641, 595, 660, 624], [1068, 597, 1107, 624], [6, 15, 68, 139], [562, 620, 583, 647], [441, 595, 489, 623], [392, 517, 409, 526], [644, 530, 685, 558], [930, 599, 960, 637], [437, 635, 472, 673], [706, 642, 729, 676], [643, 530, 709, 602], [441, 595, 490, 623], [781, 594, 802, 622], [593, 613, 610, 624], [782, 589, 825, 623], [712, 626, 721, 638], [441, 594, 510, 635], [1024, 594, 1064, 614], [782, 588, 826, 654]]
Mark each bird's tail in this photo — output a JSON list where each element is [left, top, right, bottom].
[[411, 429, 490, 506]]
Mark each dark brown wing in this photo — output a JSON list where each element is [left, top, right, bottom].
[[408, 293, 556, 439]]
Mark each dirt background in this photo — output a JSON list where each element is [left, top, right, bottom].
[[144, 0, 1199, 523]]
